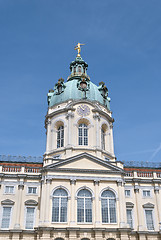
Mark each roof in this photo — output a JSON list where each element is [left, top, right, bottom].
[[48, 79, 110, 109], [0, 155, 43, 164]]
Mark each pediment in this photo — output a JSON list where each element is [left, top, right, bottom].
[[45, 153, 124, 174], [1, 199, 14, 205], [25, 200, 38, 206], [143, 203, 154, 208]]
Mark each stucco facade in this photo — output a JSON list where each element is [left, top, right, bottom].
[[0, 50, 161, 240]]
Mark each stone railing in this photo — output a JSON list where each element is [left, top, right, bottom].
[[0, 165, 42, 174], [125, 171, 161, 178]]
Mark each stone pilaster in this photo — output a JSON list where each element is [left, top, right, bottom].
[[94, 180, 101, 227], [70, 179, 76, 226], [134, 185, 144, 231], [117, 180, 127, 228], [44, 178, 51, 224], [14, 182, 24, 229]]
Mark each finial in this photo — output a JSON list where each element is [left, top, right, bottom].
[[74, 43, 85, 57]]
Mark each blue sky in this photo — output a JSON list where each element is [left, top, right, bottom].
[[0, 0, 161, 164]]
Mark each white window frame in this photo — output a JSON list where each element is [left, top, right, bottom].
[[101, 128, 105, 150], [52, 188, 68, 223], [27, 186, 37, 195], [142, 190, 151, 198], [25, 206, 36, 229], [78, 124, 88, 146], [1, 205, 12, 229], [101, 190, 117, 224], [77, 189, 92, 223], [57, 125, 64, 148], [125, 189, 131, 198], [126, 208, 133, 228], [4, 186, 15, 194], [144, 208, 155, 231]]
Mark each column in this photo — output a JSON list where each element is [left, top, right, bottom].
[[94, 180, 101, 227], [44, 178, 51, 225], [117, 180, 127, 228], [70, 179, 76, 226], [14, 182, 24, 229]]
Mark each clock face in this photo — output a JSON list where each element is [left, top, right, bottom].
[[77, 104, 90, 117]]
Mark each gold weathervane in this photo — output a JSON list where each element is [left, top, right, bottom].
[[75, 43, 85, 57]]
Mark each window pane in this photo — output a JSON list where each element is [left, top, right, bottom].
[[78, 189, 92, 197], [127, 209, 133, 228], [85, 198, 92, 222], [101, 190, 116, 224], [102, 199, 108, 223], [25, 207, 35, 229], [77, 198, 84, 222], [78, 124, 88, 146], [5, 186, 14, 194], [109, 199, 116, 223], [60, 198, 67, 222], [52, 198, 59, 222], [1, 207, 11, 228], [145, 210, 154, 230], [57, 126, 64, 148]]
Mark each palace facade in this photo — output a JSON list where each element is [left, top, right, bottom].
[[0, 48, 161, 240]]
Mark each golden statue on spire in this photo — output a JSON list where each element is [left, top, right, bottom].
[[75, 43, 85, 57]]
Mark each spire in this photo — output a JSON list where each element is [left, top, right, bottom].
[[68, 43, 89, 81]]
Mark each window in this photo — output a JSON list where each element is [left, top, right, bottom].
[[57, 126, 64, 148], [101, 128, 105, 150], [5, 186, 14, 194], [25, 207, 35, 229], [28, 187, 37, 194], [52, 188, 68, 222], [1, 207, 11, 228], [143, 190, 151, 197], [101, 190, 116, 223], [125, 190, 131, 197], [145, 209, 154, 230], [78, 124, 88, 146], [78, 66, 81, 73], [77, 189, 92, 223], [126, 208, 133, 228]]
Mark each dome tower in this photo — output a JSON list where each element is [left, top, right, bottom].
[[44, 44, 115, 165]]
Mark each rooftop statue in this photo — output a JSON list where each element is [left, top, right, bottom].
[[74, 42, 85, 57]]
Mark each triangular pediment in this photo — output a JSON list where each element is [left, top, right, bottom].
[[44, 153, 124, 174]]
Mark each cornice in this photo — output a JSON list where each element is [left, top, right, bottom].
[[43, 168, 124, 175]]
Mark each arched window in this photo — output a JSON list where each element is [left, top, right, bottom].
[[101, 128, 105, 150], [52, 188, 68, 222], [101, 190, 116, 223], [77, 189, 92, 223], [78, 124, 88, 146], [57, 125, 64, 148], [78, 66, 82, 73]]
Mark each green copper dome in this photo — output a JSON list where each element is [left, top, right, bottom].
[[47, 56, 110, 110]]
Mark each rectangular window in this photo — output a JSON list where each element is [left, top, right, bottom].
[[1, 207, 11, 228], [126, 208, 133, 228], [28, 187, 37, 194], [5, 186, 14, 194], [143, 190, 151, 197], [125, 190, 131, 197], [145, 209, 154, 230], [25, 207, 35, 229]]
